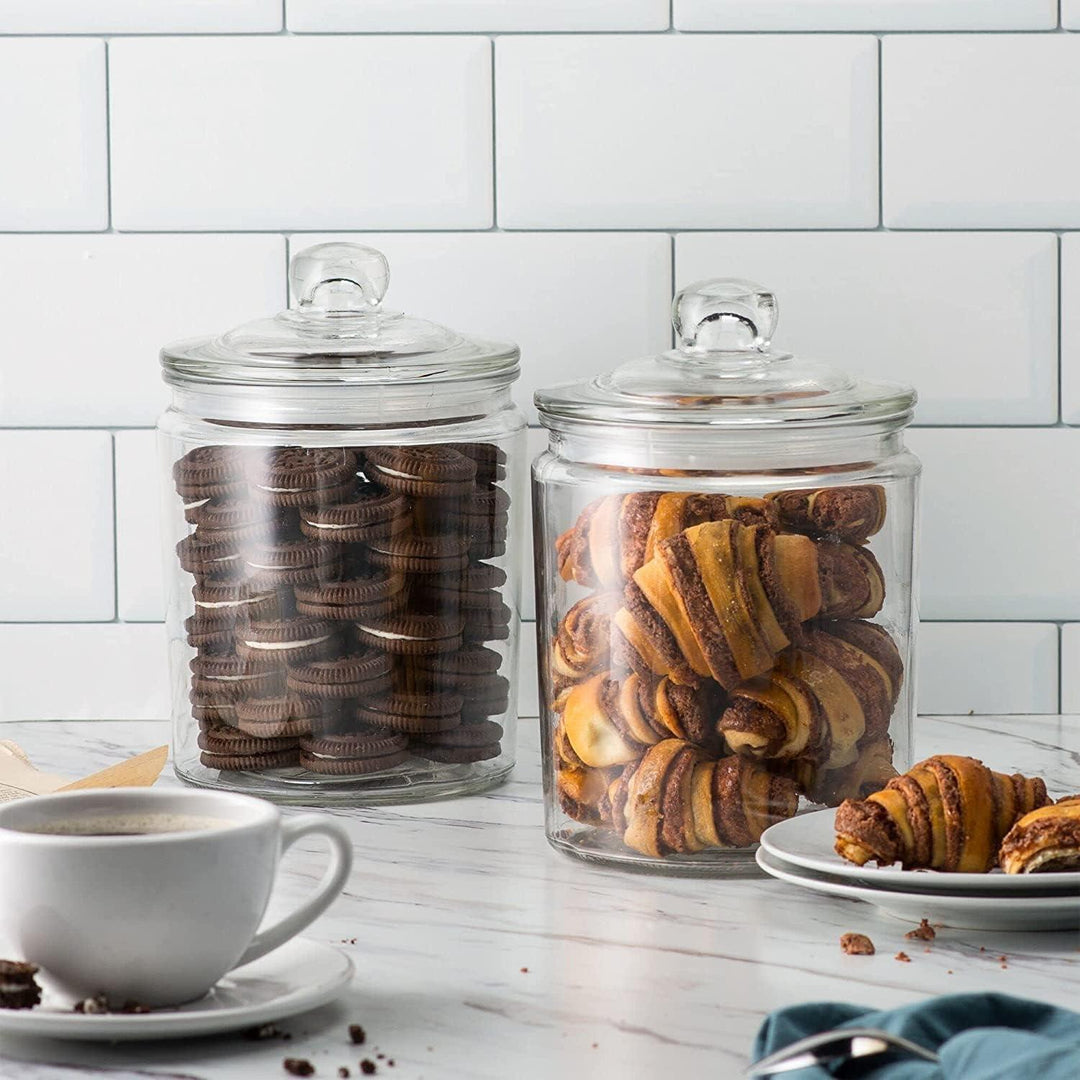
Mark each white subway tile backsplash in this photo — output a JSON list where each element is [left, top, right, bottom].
[[0, 432, 114, 622], [917, 623, 1059, 715], [0, 235, 284, 427], [907, 429, 1080, 621], [676, 1, 1056, 31], [676, 232, 1058, 426], [110, 37, 493, 231], [0, 39, 106, 231], [289, 0, 668, 32], [0, 1, 281, 32], [1062, 235, 1080, 425], [289, 233, 671, 425], [1065, 2, 1080, 30], [0, 625, 168, 721], [884, 35, 1080, 228], [496, 35, 878, 229], [115, 432, 166, 623], [1059, 626, 1080, 712]]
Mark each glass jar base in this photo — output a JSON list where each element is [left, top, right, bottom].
[[548, 826, 764, 878], [175, 758, 514, 806]]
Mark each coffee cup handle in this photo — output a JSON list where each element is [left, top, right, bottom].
[[234, 815, 353, 969]]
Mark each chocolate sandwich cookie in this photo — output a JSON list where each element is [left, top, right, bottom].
[[358, 691, 463, 735], [235, 617, 337, 664], [420, 562, 507, 594], [200, 744, 300, 772], [190, 654, 285, 701], [462, 599, 513, 643], [185, 615, 236, 651], [363, 445, 476, 498], [298, 484, 409, 544], [286, 651, 393, 700], [189, 688, 238, 726], [243, 541, 341, 586], [293, 571, 405, 620], [0, 960, 42, 1010], [354, 612, 463, 656], [176, 534, 244, 579], [236, 694, 322, 738], [418, 645, 502, 680], [198, 723, 298, 755], [246, 446, 358, 507], [173, 446, 248, 501], [191, 581, 279, 624], [298, 730, 409, 775], [445, 442, 507, 485], [366, 534, 470, 576], [191, 500, 300, 546], [411, 719, 503, 763]]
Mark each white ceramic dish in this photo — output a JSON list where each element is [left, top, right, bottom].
[[756, 847, 1080, 931], [0, 938, 352, 1042], [761, 810, 1080, 895]]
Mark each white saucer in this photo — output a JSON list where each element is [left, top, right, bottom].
[[0, 937, 353, 1042], [757, 847, 1080, 931], [761, 810, 1080, 895]]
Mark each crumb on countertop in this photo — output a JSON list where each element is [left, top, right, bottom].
[[349, 1024, 367, 1045], [360, 1061, 377, 1076], [283, 1060, 315, 1077], [894, 952, 911, 963], [905, 919, 936, 942], [840, 932, 875, 956]]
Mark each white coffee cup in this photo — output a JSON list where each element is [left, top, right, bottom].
[[0, 788, 352, 1007]]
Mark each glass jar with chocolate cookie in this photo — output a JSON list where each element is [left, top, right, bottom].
[[158, 243, 525, 803], [533, 279, 919, 873]]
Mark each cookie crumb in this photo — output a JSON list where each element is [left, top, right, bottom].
[[339, 1069, 350, 1078], [840, 932, 875, 955], [591, 1043, 599, 1050], [979, 946, 986, 952], [74, 995, 109, 1015], [283, 1060, 315, 1077], [905, 919, 936, 942], [894, 951, 911, 963], [520, 966, 528, 973], [348, 1025, 367, 1045], [246, 1023, 286, 1040], [360, 1061, 377, 1076], [947, 970, 954, 975]]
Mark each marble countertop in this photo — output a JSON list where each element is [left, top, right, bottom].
[[0, 714, 1077, 1080]]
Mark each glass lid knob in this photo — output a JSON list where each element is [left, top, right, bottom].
[[290, 242, 390, 313], [672, 278, 778, 354]]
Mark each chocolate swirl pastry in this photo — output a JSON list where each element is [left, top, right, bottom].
[[834, 755, 1050, 873], [765, 485, 886, 545], [605, 742, 799, 858], [1000, 796, 1080, 874], [550, 592, 619, 711], [556, 492, 777, 590], [718, 620, 903, 769], [612, 521, 885, 690]]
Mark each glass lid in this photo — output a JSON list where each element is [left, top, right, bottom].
[[535, 279, 915, 432], [162, 242, 519, 389]]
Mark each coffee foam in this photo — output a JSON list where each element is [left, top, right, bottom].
[[22, 813, 231, 837]]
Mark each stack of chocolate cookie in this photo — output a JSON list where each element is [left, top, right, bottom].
[[174, 442, 511, 778]]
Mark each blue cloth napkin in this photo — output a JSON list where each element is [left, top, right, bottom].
[[753, 993, 1080, 1078]]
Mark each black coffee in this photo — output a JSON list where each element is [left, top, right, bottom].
[[23, 813, 231, 837]]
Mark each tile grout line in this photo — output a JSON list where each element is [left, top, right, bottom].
[[103, 38, 113, 229], [1058, 234, 1064, 423], [109, 432, 120, 623], [876, 34, 883, 227], [490, 36, 498, 228]]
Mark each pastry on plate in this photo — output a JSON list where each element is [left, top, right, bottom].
[[999, 796, 1080, 874]]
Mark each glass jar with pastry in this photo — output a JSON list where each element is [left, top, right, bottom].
[[533, 279, 919, 873], [158, 243, 526, 804]]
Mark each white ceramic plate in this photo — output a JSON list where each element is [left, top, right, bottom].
[[0, 937, 352, 1042], [757, 847, 1080, 931], [761, 810, 1080, 895]]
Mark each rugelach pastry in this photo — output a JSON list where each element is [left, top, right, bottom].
[[764, 486, 886, 545], [999, 795, 1080, 874], [834, 755, 1051, 872], [612, 520, 885, 689], [556, 491, 777, 589], [606, 741, 799, 857], [718, 620, 902, 769]]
